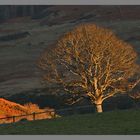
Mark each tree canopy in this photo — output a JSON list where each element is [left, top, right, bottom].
[[39, 24, 140, 112]]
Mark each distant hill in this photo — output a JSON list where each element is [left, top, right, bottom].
[[0, 5, 140, 100]]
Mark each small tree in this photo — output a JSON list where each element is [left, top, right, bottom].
[[128, 90, 140, 108], [39, 24, 140, 113]]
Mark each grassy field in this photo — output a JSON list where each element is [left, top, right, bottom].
[[0, 109, 139, 135]]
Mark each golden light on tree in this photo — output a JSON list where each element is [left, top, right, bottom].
[[39, 24, 140, 113]]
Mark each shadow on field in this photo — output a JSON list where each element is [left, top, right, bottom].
[[2, 88, 139, 114]]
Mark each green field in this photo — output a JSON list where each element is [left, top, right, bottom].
[[0, 109, 140, 135]]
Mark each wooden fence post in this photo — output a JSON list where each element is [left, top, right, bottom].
[[50, 111, 55, 118], [13, 116, 15, 123], [33, 112, 36, 121]]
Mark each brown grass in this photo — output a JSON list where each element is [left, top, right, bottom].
[[0, 98, 55, 124]]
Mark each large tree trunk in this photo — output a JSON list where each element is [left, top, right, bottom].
[[94, 96, 103, 113], [95, 104, 103, 113]]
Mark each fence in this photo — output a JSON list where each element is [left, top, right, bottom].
[[0, 105, 94, 124]]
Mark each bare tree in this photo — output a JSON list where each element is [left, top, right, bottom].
[[39, 24, 140, 113]]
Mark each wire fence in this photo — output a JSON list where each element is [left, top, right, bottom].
[[0, 105, 95, 125]]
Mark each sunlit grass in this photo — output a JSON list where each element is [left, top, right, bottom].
[[0, 109, 140, 135]]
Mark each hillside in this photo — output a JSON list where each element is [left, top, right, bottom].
[[0, 98, 29, 118], [0, 98, 55, 123], [0, 109, 139, 135], [0, 5, 140, 100]]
